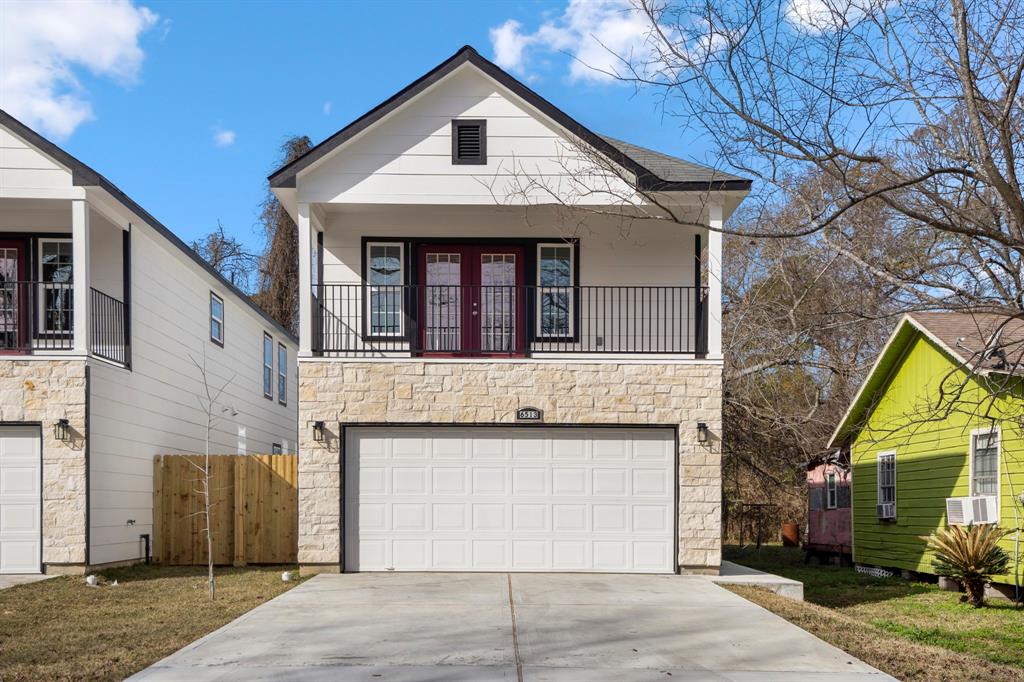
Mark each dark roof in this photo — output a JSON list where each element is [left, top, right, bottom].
[[269, 45, 752, 193], [908, 311, 1024, 373], [0, 109, 297, 344]]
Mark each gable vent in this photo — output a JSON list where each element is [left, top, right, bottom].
[[452, 119, 486, 165]]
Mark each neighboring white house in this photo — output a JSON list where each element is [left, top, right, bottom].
[[0, 111, 298, 574], [272, 46, 749, 575]]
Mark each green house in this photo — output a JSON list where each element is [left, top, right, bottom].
[[828, 312, 1024, 586]]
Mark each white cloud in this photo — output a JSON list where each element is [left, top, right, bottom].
[[212, 127, 236, 147], [489, 0, 656, 83], [0, 0, 158, 139], [784, 0, 882, 32], [323, 101, 333, 115]]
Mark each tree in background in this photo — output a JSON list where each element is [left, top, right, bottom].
[[190, 221, 259, 292], [252, 136, 312, 335]]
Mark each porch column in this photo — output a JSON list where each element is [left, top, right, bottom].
[[297, 203, 317, 357], [72, 199, 91, 354], [706, 204, 723, 359]]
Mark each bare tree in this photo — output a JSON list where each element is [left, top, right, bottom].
[[254, 136, 313, 334], [191, 221, 259, 292], [188, 353, 236, 601]]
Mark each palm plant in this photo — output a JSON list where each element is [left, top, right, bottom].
[[925, 524, 1011, 607]]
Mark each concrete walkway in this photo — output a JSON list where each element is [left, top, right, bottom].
[[0, 574, 54, 590], [710, 560, 805, 601], [132, 573, 893, 681]]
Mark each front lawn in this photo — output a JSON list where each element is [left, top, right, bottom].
[[725, 545, 1024, 681], [0, 564, 304, 681]]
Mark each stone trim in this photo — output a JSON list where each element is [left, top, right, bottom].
[[0, 360, 88, 568], [297, 361, 722, 572]]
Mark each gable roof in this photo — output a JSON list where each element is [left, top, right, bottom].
[[268, 45, 752, 193], [0, 109, 297, 344], [827, 311, 1024, 448]]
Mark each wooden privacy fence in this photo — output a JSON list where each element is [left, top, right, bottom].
[[153, 454, 297, 566]]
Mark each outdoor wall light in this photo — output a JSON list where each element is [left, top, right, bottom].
[[312, 420, 326, 443], [54, 418, 71, 443], [696, 422, 709, 444]]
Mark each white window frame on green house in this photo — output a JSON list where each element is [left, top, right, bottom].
[[969, 425, 1000, 520], [877, 450, 896, 519]]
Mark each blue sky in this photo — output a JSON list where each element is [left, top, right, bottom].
[[2, 0, 722, 253]]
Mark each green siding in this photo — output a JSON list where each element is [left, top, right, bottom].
[[851, 334, 1024, 585]]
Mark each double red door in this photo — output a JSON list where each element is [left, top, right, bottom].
[[419, 245, 525, 355]]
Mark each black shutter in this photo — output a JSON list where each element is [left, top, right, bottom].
[[837, 485, 852, 509], [452, 120, 486, 165]]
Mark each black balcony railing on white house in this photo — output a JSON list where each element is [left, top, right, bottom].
[[0, 281, 129, 365], [313, 284, 709, 356]]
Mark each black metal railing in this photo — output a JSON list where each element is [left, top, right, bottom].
[[0, 281, 74, 352], [313, 283, 708, 356], [91, 288, 129, 366]]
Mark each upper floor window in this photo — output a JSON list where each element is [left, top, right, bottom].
[[263, 333, 273, 399], [278, 342, 287, 405], [537, 244, 574, 338], [971, 427, 999, 496], [210, 292, 224, 346], [452, 119, 486, 165], [367, 242, 404, 337], [826, 472, 837, 509], [39, 239, 73, 335]]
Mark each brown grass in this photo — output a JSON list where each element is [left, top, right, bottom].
[[0, 564, 304, 681], [727, 586, 1024, 682]]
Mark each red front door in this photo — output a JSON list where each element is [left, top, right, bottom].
[[0, 240, 28, 352], [419, 245, 526, 356]]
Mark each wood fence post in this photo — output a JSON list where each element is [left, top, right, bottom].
[[152, 455, 163, 563], [233, 456, 247, 566]]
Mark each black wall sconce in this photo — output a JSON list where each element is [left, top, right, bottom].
[[312, 420, 326, 443], [54, 418, 71, 443], [696, 422, 709, 444]]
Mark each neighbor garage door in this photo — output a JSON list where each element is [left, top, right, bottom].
[[0, 426, 41, 574], [344, 426, 676, 573]]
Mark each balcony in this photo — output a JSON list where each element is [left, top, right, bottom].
[[0, 281, 128, 365], [313, 284, 708, 357]]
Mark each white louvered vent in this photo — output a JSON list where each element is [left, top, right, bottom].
[[946, 497, 967, 525], [945, 496, 998, 525]]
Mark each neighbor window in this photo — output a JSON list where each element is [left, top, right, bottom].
[[210, 292, 224, 345], [971, 428, 999, 496], [451, 119, 486, 164], [877, 451, 896, 519], [827, 473, 838, 509], [537, 244, 574, 338], [272, 443, 282, 455], [278, 342, 287, 404], [366, 242, 403, 336], [38, 239, 73, 335], [263, 333, 273, 399]]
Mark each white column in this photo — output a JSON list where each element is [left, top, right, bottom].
[[706, 203, 723, 359], [297, 203, 313, 357], [72, 199, 91, 354]]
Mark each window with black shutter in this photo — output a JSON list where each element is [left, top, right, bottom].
[[452, 119, 486, 165]]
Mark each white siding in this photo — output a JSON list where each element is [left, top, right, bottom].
[[87, 224, 298, 566], [296, 65, 638, 206], [0, 128, 76, 195]]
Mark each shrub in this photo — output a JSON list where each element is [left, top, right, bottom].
[[924, 524, 1011, 607]]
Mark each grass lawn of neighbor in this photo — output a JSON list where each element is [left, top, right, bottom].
[[0, 564, 304, 681], [724, 545, 1024, 682]]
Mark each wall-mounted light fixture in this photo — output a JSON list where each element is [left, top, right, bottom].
[[312, 420, 326, 443], [696, 422, 709, 444], [54, 418, 71, 443]]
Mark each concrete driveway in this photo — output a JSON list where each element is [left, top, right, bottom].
[[133, 573, 893, 681]]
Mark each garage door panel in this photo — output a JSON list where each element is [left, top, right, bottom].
[[0, 426, 41, 574], [345, 427, 675, 573]]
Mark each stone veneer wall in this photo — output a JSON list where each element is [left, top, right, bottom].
[[298, 360, 723, 573], [0, 360, 87, 571]]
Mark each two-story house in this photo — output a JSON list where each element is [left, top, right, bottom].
[[274, 47, 748, 575], [0, 111, 298, 574]]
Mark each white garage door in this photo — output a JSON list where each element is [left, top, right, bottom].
[[0, 426, 41, 574], [344, 427, 676, 573]]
